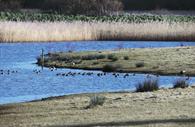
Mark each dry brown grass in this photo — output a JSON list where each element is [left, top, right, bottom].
[[1, 87, 195, 127], [0, 21, 195, 42]]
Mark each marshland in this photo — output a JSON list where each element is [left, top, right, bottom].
[[1, 0, 195, 127]]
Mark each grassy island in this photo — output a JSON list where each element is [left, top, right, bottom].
[[37, 46, 195, 76]]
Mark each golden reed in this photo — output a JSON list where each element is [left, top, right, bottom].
[[0, 21, 195, 42]]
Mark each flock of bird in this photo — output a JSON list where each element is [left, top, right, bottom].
[[33, 69, 42, 74], [0, 69, 18, 75], [32, 66, 138, 78], [1, 67, 191, 80], [0, 67, 156, 79], [55, 71, 140, 78], [36, 67, 191, 80], [44, 66, 155, 78]]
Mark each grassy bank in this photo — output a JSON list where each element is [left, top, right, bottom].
[[1, 86, 195, 127], [37, 46, 195, 76], [0, 21, 195, 42]]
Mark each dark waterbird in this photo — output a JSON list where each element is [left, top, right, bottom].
[[123, 73, 129, 78], [49, 66, 57, 71], [0, 69, 18, 75], [97, 73, 101, 77], [33, 69, 41, 74], [56, 73, 61, 76], [113, 73, 120, 78]]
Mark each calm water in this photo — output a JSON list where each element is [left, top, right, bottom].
[[0, 41, 195, 104]]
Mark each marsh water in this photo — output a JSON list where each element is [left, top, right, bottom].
[[1, 41, 195, 104]]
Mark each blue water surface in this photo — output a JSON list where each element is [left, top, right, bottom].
[[0, 41, 195, 104]]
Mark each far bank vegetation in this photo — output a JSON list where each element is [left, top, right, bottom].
[[0, 21, 195, 42]]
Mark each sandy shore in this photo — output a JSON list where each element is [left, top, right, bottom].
[[1, 86, 195, 127], [38, 46, 195, 76]]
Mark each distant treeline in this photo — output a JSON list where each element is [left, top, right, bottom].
[[0, 0, 195, 15], [123, 0, 195, 10], [0, 0, 123, 15]]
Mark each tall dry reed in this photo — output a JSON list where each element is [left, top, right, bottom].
[[0, 21, 194, 42]]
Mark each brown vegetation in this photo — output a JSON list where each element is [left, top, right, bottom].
[[0, 21, 195, 42], [1, 86, 195, 127]]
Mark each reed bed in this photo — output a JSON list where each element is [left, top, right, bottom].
[[0, 21, 195, 42]]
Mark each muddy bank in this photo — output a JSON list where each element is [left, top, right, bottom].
[[0, 87, 195, 127]]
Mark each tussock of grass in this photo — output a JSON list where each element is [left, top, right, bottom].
[[107, 54, 118, 61], [0, 21, 195, 42], [135, 78, 159, 92], [123, 56, 129, 60], [135, 62, 145, 68], [85, 95, 106, 109], [173, 78, 189, 89]]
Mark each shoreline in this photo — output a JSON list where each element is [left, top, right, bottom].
[[31, 90, 132, 103], [1, 86, 195, 127], [0, 40, 194, 44], [39, 65, 195, 77]]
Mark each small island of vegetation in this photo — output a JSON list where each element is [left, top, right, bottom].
[[37, 46, 195, 76]]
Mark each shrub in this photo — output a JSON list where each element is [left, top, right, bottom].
[[86, 95, 106, 109], [107, 54, 118, 61], [96, 54, 106, 59], [82, 55, 96, 60], [92, 61, 99, 65], [135, 62, 145, 68], [135, 78, 159, 92], [173, 78, 189, 89], [107, 54, 114, 59], [124, 56, 129, 60], [82, 54, 106, 60], [102, 64, 121, 72]]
